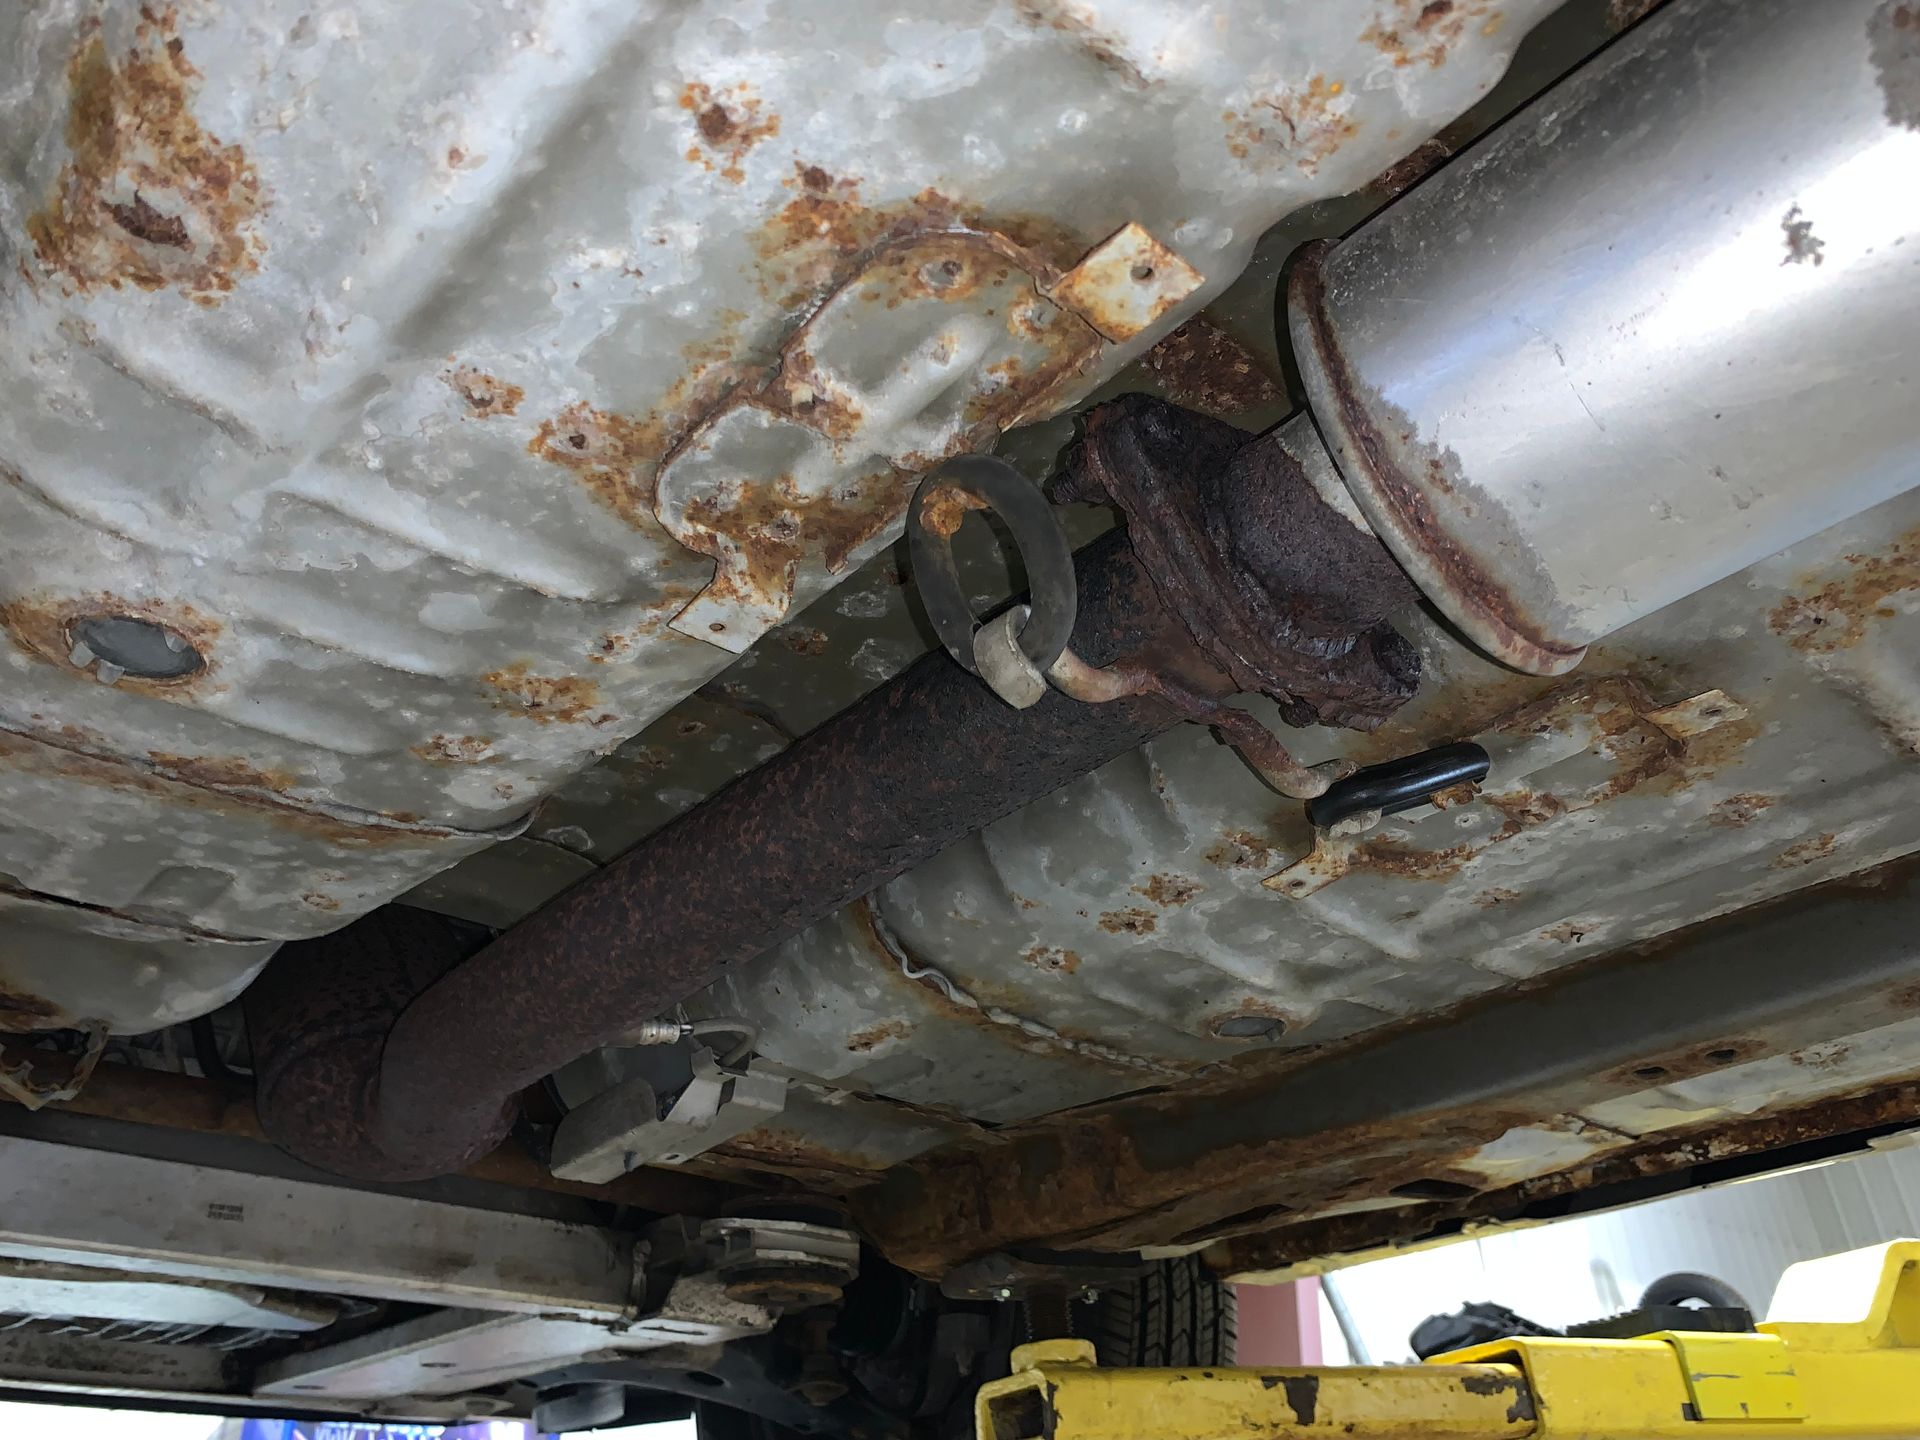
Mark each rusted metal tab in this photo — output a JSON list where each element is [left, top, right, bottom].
[[1044, 223, 1205, 343]]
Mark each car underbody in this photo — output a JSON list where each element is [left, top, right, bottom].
[[2, 0, 1918, 1429]]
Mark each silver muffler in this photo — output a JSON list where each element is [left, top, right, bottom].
[[1288, 0, 1920, 674]]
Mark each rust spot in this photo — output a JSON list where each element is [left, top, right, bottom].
[[1098, 906, 1158, 936], [753, 184, 1085, 312], [1206, 831, 1276, 871], [1225, 76, 1356, 176], [106, 191, 188, 248], [1362, 0, 1496, 68], [146, 752, 296, 793], [919, 482, 989, 539], [680, 82, 780, 184], [1139, 320, 1284, 416], [682, 466, 906, 606], [1482, 788, 1568, 833], [1351, 836, 1475, 881], [847, 1019, 910, 1053], [528, 402, 670, 526], [1773, 831, 1839, 870], [1429, 780, 1480, 810], [1023, 944, 1082, 974], [1708, 793, 1775, 829], [0, 591, 221, 699], [1474, 886, 1521, 909], [1601, 1038, 1768, 1090], [1134, 874, 1203, 907], [0, 976, 71, 1030], [1369, 137, 1453, 200], [482, 663, 613, 726], [26, 10, 267, 304], [1769, 526, 1920, 652], [588, 584, 705, 663], [782, 627, 830, 657], [528, 344, 746, 530], [410, 734, 495, 765], [302, 891, 341, 911], [445, 365, 523, 418]]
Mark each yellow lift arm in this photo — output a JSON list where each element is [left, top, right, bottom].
[[977, 1241, 1920, 1440]]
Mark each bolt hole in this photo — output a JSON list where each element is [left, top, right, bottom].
[[708, 622, 727, 633], [1634, 1064, 1669, 1080], [68, 614, 205, 680], [687, 1372, 725, 1388], [1130, 263, 1155, 282], [1704, 1046, 1741, 1063], [1210, 1014, 1284, 1041]]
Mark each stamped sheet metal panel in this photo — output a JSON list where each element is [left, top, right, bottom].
[[0, 0, 1555, 1029], [701, 489, 1920, 1133]]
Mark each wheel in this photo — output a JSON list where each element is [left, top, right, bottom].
[[1029, 1255, 1236, 1368]]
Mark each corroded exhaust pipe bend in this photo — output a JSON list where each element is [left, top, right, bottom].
[[248, 396, 1420, 1181]]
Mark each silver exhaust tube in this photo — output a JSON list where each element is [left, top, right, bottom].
[[1288, 0, 1920, 675]]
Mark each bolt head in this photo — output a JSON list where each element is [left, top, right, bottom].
[[993, 1286, 1014, 1302]]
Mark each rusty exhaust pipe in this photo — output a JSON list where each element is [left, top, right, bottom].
[[247, 396, 1420, 1181]]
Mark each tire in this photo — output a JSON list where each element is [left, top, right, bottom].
[[1085, 1255, 1237, 1368]]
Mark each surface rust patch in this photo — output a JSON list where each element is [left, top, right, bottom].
[[1134, 874, 1202, 907], [1206, 830, 1278, 872], [445, 365, 523, 418], [409, 734, 495, 765], [1023, 944, 1082, 974], [1773, 831, 1839, 870], [681, 466, 907, 614], [1474, 886, 1521, 909], [1225, 76, 1357, 175], [846, 1019, 910, 1053], [0, 976, 72, 1031], [482, 663, 614, 726], [26, 8, 267, 305], [1362, 0, 1499, 69], [781, 627, 830, 657], [1139, 320, 1284, 415], [146, 751, 297, 794], [1708, 793, 1775, 829], [919, 483, 989, 539], [681, 82, 780, 184], [1098, 906, 1159, 936], [528, 402, 671, 527], [1769, 526, 1920, 652], [754, 181, 1086, 311], [0, 591, 221, 698]]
